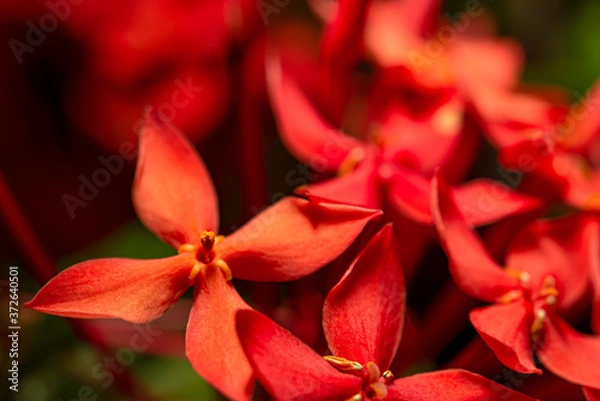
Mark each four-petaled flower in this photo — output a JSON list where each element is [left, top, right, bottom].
[[26, 110, 383, 401], [236, 225, 537, 401], [432, 175, 600, 400]]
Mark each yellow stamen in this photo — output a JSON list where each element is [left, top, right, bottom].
[[338, 147, 366, 176], [505, 268, 531, 285], [498, 289, 523, 304], [346, 395, 363, 401], [382, 370, 394, 384], [323, 356, 363, 372], [213, 259, 233, 281], [366, 362, 381, 384], [188, 262, 203, 285], [178, 243, 196, 254], [530, 309, 547, 336]]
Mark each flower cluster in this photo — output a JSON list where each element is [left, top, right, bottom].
[[21, 1, 600, 401]]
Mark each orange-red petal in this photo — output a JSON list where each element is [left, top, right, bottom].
[[537, 309, 600, 391], [387, 369, 538, 401], [25, 254, 193, 324], [220, 196, 382, 281], [323, 225, 405, 370], [470, 302, 540, 374], [236, 310, 362, 401], [431, 175, 520, 302], [132, 109, 219, 249], [267, 56, 365, 173], [186, 264, 254, 401]]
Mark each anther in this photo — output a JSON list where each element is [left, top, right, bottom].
[[530, 309, 547, 336], [366, 362, 381, 384], [178, 243, 196, 254], [346, 395, 363, 401], [506, 268, 530, 285], [382, 370, 394, 384], [498, 290, 522, 304], [323, 356, 363, 372]]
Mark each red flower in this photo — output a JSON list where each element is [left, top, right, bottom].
[[268, 56, 542, 274], [432, 175, 600, 398], [236, 225, 537, 401], [25, 110, 382, 400], [491, 80, 600, 210]]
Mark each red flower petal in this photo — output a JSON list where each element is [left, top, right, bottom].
[[25, 254, 193, 324], [470, 302, 540, 374], [220, 197, 382, 281], [537, 309, 600, 390], [590, 218, 600, 334], [132, 109, 219, 249], [431, 175, 520, 302], [267, 57, 365, 173], [364, 0, 439, 67], [236, 310, 362, 401], [505, 214, 596, 312], [389, 170, 541, 226], [320, 0, 370, 69], [323, 224, 405, 369], [584, 387, 600, 401], [186, 264, 254, 401], [454, 179, 543, 225], [387, 369, 538, 401], [299, 154, 380, 209]]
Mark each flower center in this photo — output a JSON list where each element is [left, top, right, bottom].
[[498, 271, 559, 340], [178, 231, 232, 284], [323, 356, 394, 400]]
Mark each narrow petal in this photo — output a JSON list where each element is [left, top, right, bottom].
[[299, 154, 380, 209], [267, 57, 365, 173], [221, 197, 382, 281], [431, 175, 520, 302], [505, 214, 596, 312], [132, 109, 219, 249], [389, 170, 541, 226], [537, 309, 600, 390], [454, 179, 543, 226], [186, 264, 254, 401], [236, 310, 362, 401], [25, 254, 193, 324], [387, 369, 538, 401], [320, 0, 370, 69], [323, 225, 405, 370], [470, 303, 540, 374]]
